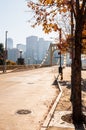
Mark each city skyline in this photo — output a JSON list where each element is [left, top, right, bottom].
[[6, 35, 51, 48], [0, 0, 57, 47], [7, 35, 51, 64]]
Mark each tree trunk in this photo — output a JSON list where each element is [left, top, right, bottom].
[[72, 14, 83, 124]]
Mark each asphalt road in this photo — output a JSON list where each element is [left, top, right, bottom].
[[0, 66, 58, 130]]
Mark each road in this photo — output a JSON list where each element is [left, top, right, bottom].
[[0, 66, 58, 130]]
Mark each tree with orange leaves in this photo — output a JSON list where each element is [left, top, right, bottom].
[[27, 0, 86, 124]]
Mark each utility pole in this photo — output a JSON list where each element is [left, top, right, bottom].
[[3, 31, 8, 73]]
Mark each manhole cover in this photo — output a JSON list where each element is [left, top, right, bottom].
[[28, 82, 34, 84], [16, 109, 31, 115]]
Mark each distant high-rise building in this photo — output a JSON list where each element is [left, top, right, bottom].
[[7, 38, 13, 49], [8, 48, 19, 63], [16, 44, 26, 53], [26, 36, 38, 64], [16, 43, 26, 59], [38, 38, 50, 61], [26, 36, 50, 64]]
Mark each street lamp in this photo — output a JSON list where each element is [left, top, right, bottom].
[[58, 29, 62, 70], [58, 28, 63, 80], [3, 31, 8, 73], [59, 28, 62, 67], [19, 50, 23, 59]]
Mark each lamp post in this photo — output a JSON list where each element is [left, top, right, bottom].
[[58, 29, 62, 71], [19, 50, 22, 59], [58, 28, 63, 80], [3, 31, 8, 73], [59, 28, 62, 67]]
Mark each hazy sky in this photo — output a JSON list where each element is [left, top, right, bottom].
[[0, 0, 56, 47]]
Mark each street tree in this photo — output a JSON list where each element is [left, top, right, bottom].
[[27, 0, 86, 124], [0, 43, 4, 65]]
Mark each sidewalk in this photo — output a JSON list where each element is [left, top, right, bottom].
[[0, 66, 58, 130], [41, 67, 86, 130]]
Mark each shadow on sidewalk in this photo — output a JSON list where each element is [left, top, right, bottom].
[[58, 78, 86, 92]]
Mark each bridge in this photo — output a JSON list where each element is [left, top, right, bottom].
[[39, 43, 67, 67]]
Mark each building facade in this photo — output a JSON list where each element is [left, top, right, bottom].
[[26, 36, 50, 64], [8, 48, 19, 63], [7, 38, 13, 49]]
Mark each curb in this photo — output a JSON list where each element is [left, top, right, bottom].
[[41, 80, 63, 130]]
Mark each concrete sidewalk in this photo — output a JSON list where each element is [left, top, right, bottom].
[[41, 67, 86, 130]]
